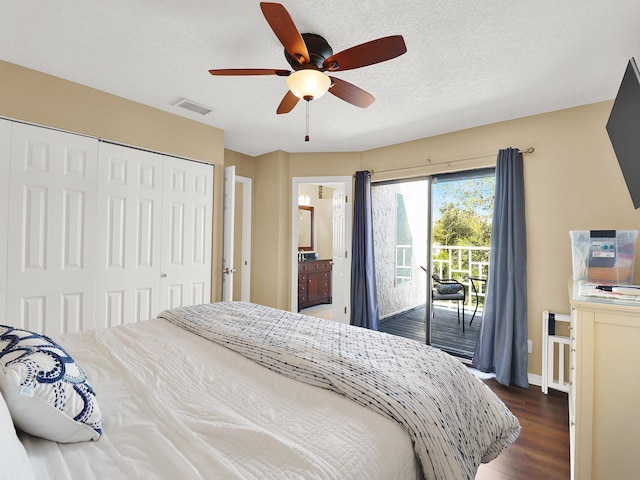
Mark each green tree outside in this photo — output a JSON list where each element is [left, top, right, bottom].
[[433, 177, 494, 247], [432, 177, 495, 280]]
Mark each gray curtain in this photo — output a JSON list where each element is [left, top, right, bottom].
[[350, 171, 379, 330], [473, 148, 528, 387]]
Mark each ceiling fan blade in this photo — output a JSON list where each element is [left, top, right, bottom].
[[209, 68, 290, 76], [328, 77, 375, 108], [277, 90, 299, 114], [323, 35, 407, 72], [260, 2, 309, 65]]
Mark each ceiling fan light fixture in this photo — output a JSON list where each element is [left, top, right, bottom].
[[286, 69, 331, 100]]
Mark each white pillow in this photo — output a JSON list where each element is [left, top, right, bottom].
[[0, 390, 37, 480], [0, 325, 103, 443]]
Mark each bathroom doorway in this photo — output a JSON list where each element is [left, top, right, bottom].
[[291, 176, 352, 323]]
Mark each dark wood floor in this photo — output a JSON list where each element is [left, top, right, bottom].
[[477, 379, 570, 479], [380, 303, 481, 359]]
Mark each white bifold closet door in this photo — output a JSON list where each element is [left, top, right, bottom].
[[160, 156, 213, 310], [95, 143, 213, 327], [2, 122, 213, 335], [5, 123, 99, 334], [94, 143, 164, 327]]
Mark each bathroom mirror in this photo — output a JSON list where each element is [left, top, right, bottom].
[[298, 206, 314, 251]]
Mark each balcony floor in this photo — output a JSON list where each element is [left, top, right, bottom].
[[379, 303, 482, 359], [299, 302, 482, 360]]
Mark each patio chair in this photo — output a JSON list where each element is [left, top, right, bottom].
[[431, 275, 467, 332], [468, 276, 487, 326]]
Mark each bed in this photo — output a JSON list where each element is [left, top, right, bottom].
[[1, 301, 520, 480]]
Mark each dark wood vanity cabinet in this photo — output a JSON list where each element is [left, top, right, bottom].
[[298, 259, 332, 310]]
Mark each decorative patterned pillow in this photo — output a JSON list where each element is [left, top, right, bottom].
[[0, 325, 103, 443], [436, 283, 464, 295]]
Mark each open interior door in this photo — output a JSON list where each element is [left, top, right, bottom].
[[331, 185, 351, 323]]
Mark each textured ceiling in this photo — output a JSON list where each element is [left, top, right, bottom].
[[1, 1, 639, 157]]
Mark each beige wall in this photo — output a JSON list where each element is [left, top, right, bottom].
[[251, 150, 291, 309], [225, 149, 255, 178], [233, 101, 640, 379], [0, 60, 226, 300]]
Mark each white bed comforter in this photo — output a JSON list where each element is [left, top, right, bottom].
[[159, 302, 520, 480], [21, 314, 420, 480]]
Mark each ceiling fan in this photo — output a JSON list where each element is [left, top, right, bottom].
[[208, 2, 407, 120]]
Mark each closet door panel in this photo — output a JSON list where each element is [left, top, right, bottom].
[[6, 123, 98, 335], [95, 143, 163, 326], [2, 121, 214, 332], [0, 119, 10, 320], [160, 158, 213, 310]]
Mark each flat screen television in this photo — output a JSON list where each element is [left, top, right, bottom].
[[606, 57, 640, 209]]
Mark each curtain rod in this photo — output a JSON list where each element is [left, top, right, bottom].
[[361, 146, 535, 176]]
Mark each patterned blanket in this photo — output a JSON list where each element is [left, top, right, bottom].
[[159, 302, 520, 480]]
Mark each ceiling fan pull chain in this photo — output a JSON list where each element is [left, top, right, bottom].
[[305, 100, 310, 142]]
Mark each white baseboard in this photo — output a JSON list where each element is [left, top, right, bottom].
[[462, 362, 544, 388], [528, 373, 542, 387]]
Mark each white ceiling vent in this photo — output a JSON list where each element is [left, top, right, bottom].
[[173, 98, 213, 116]]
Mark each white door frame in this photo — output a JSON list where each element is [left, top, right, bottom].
[[291, 176, 352, 315], [221, 166, 236, 301], [236, 175, 252, 302]]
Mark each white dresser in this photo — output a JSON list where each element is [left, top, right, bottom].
[[570, 285, 640, 479]]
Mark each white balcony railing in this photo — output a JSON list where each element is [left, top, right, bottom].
[[432, 245, 490, 308]]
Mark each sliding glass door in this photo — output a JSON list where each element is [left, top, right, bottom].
[[371, 179, 430, 341], [374, 169, 494, 359]]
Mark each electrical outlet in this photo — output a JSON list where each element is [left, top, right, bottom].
[[527, 339, 533, 353]]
